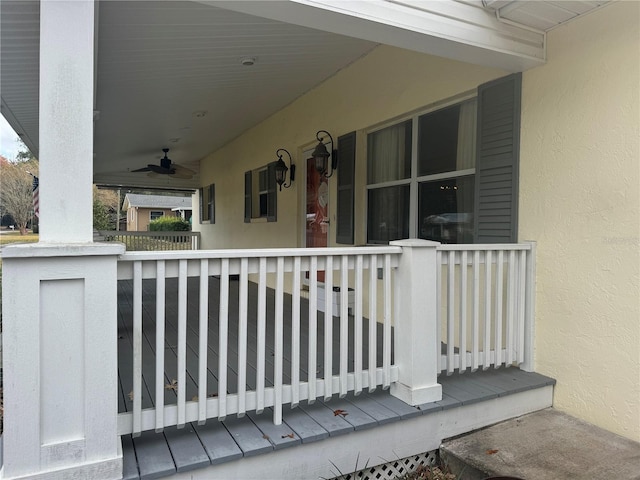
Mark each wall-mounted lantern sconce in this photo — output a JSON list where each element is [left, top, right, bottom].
[[312, 130, 338, 178], [274, 148, 295, 191]]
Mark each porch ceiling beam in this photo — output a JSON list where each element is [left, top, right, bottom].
[[206, 0, 545, 72]]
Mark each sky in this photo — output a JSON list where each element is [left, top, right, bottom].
[[0, 114, 24, 161]]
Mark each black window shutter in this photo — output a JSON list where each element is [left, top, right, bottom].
[[474, 73, 521, 243], [199, 187, 205, 224], [266, 162, 277, 222], [336, 131, 356, 244], [244, 171, 252, 223], [209, 184, 215, 224]]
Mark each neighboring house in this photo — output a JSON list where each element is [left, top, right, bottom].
[[0, 1, 638, 480], [122, 193, 192, 231]]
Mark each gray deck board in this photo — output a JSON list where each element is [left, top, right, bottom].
[[193, 422, 243, 465], [222, 416, 274, 457], [298, 401, 354, 437], [436, 393, 463, 410], [278, 407, 330, 444], [247, 410, 301, 450], [132, 431, 176, 480], [342, 393, 400, 425], [121, 435, 140, 480], [362, 389, 422, 419], [118, 278, 554, 479], [438, 376, 499, 404], [164, 425, 211, 473], [316, 398, 378, 431]]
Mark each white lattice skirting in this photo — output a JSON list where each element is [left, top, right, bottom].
[[330, 450, 439, 480]]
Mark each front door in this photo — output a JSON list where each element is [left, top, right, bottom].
[[306, 156, 329, 282]]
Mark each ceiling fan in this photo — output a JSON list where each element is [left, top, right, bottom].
[[131, 148, 195, 179]]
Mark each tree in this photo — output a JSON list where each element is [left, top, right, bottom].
[[0, 154, 38, 235], [93, 186, 119, 230]]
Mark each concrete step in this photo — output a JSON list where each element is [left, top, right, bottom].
[[440, 408, 640, 480]]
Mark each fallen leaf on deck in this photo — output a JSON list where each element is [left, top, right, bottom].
[[262, 434, 270, 440], [208, 393, 218, 398], [486, 449, 499, 455], [333, 409, 348, 417], [165, 379, 178, 392], [192, 396, 198, 402], [281, 433, 295, 439], [128, 390, 134, 401]]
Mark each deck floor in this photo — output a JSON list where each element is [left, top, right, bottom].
[[116, 278, 555, 480]]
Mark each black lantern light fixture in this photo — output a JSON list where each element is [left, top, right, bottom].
[[312, 130, 338, 178], [274, 148, 295, 191]]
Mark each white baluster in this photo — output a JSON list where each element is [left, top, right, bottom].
[[308, 257, 318, 403], [324, 256, 333, 401], [155, 260, 166, 432], [354, 255, 364, 395], [256, 257, 267, 414], [460, 250, 468, 373], [238, 258, 249, 417], [274, 257, 285, 424], [198, 259, 209, 424], [132, 261, 143, 437], [218, 259, 229, 420], [177, 259, 188, 427], [340, 255, 349, 397]]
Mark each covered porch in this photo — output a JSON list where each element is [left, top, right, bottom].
[[4, 1, 608, 479]]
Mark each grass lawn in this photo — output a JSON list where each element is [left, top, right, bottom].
[[0, 232, 39, 246]]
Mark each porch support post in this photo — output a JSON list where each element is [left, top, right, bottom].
[[38, 0, 94, 243], [0, 1, 124, 479], [389, 239, 442, 405]]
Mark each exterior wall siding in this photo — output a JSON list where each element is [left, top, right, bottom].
[[520, 1, 640, 442]]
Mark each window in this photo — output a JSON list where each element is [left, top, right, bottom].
[[244, 163, 277, 222], [150, 210, 164, 221], [365, 74, 522, 244], [200, 184, 215, 223], [367, 98, 477, 244]]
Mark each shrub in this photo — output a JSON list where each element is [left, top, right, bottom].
[[149, 216, 190, 231]]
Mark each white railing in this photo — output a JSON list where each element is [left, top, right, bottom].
[[100, 230, 200, 250], [436, 243, 535, 375], [116, 246, 401, 436]]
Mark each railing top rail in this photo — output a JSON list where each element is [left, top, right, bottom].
[[436, 243, 532, 251], [118, 245, 403, 262], [99, 230, 200, 237]]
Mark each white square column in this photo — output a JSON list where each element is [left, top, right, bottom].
[[38, 0, 95, 243]]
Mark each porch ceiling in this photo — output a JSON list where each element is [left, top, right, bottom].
[[0, 0, 608, 191]]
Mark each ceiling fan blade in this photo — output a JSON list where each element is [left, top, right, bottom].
[[172, 164, 196, 179], [131, 166, 152, 173], [147, 164, 175, 175]]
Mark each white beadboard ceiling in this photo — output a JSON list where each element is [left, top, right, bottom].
[[0, 0, 609, 189], [481, 0, 608, 31]]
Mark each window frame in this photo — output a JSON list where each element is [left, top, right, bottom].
[[149, 210, 165, 221], [365, 92, 477, 244], [199, 183, 215, 224], [244, 162, 277, 223]]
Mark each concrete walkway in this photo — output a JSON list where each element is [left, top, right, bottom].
[[441, 408, 640, 480]]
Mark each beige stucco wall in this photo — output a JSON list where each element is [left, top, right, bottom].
[[195, 45, 506, 249], [520, 1, 640, 442]]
